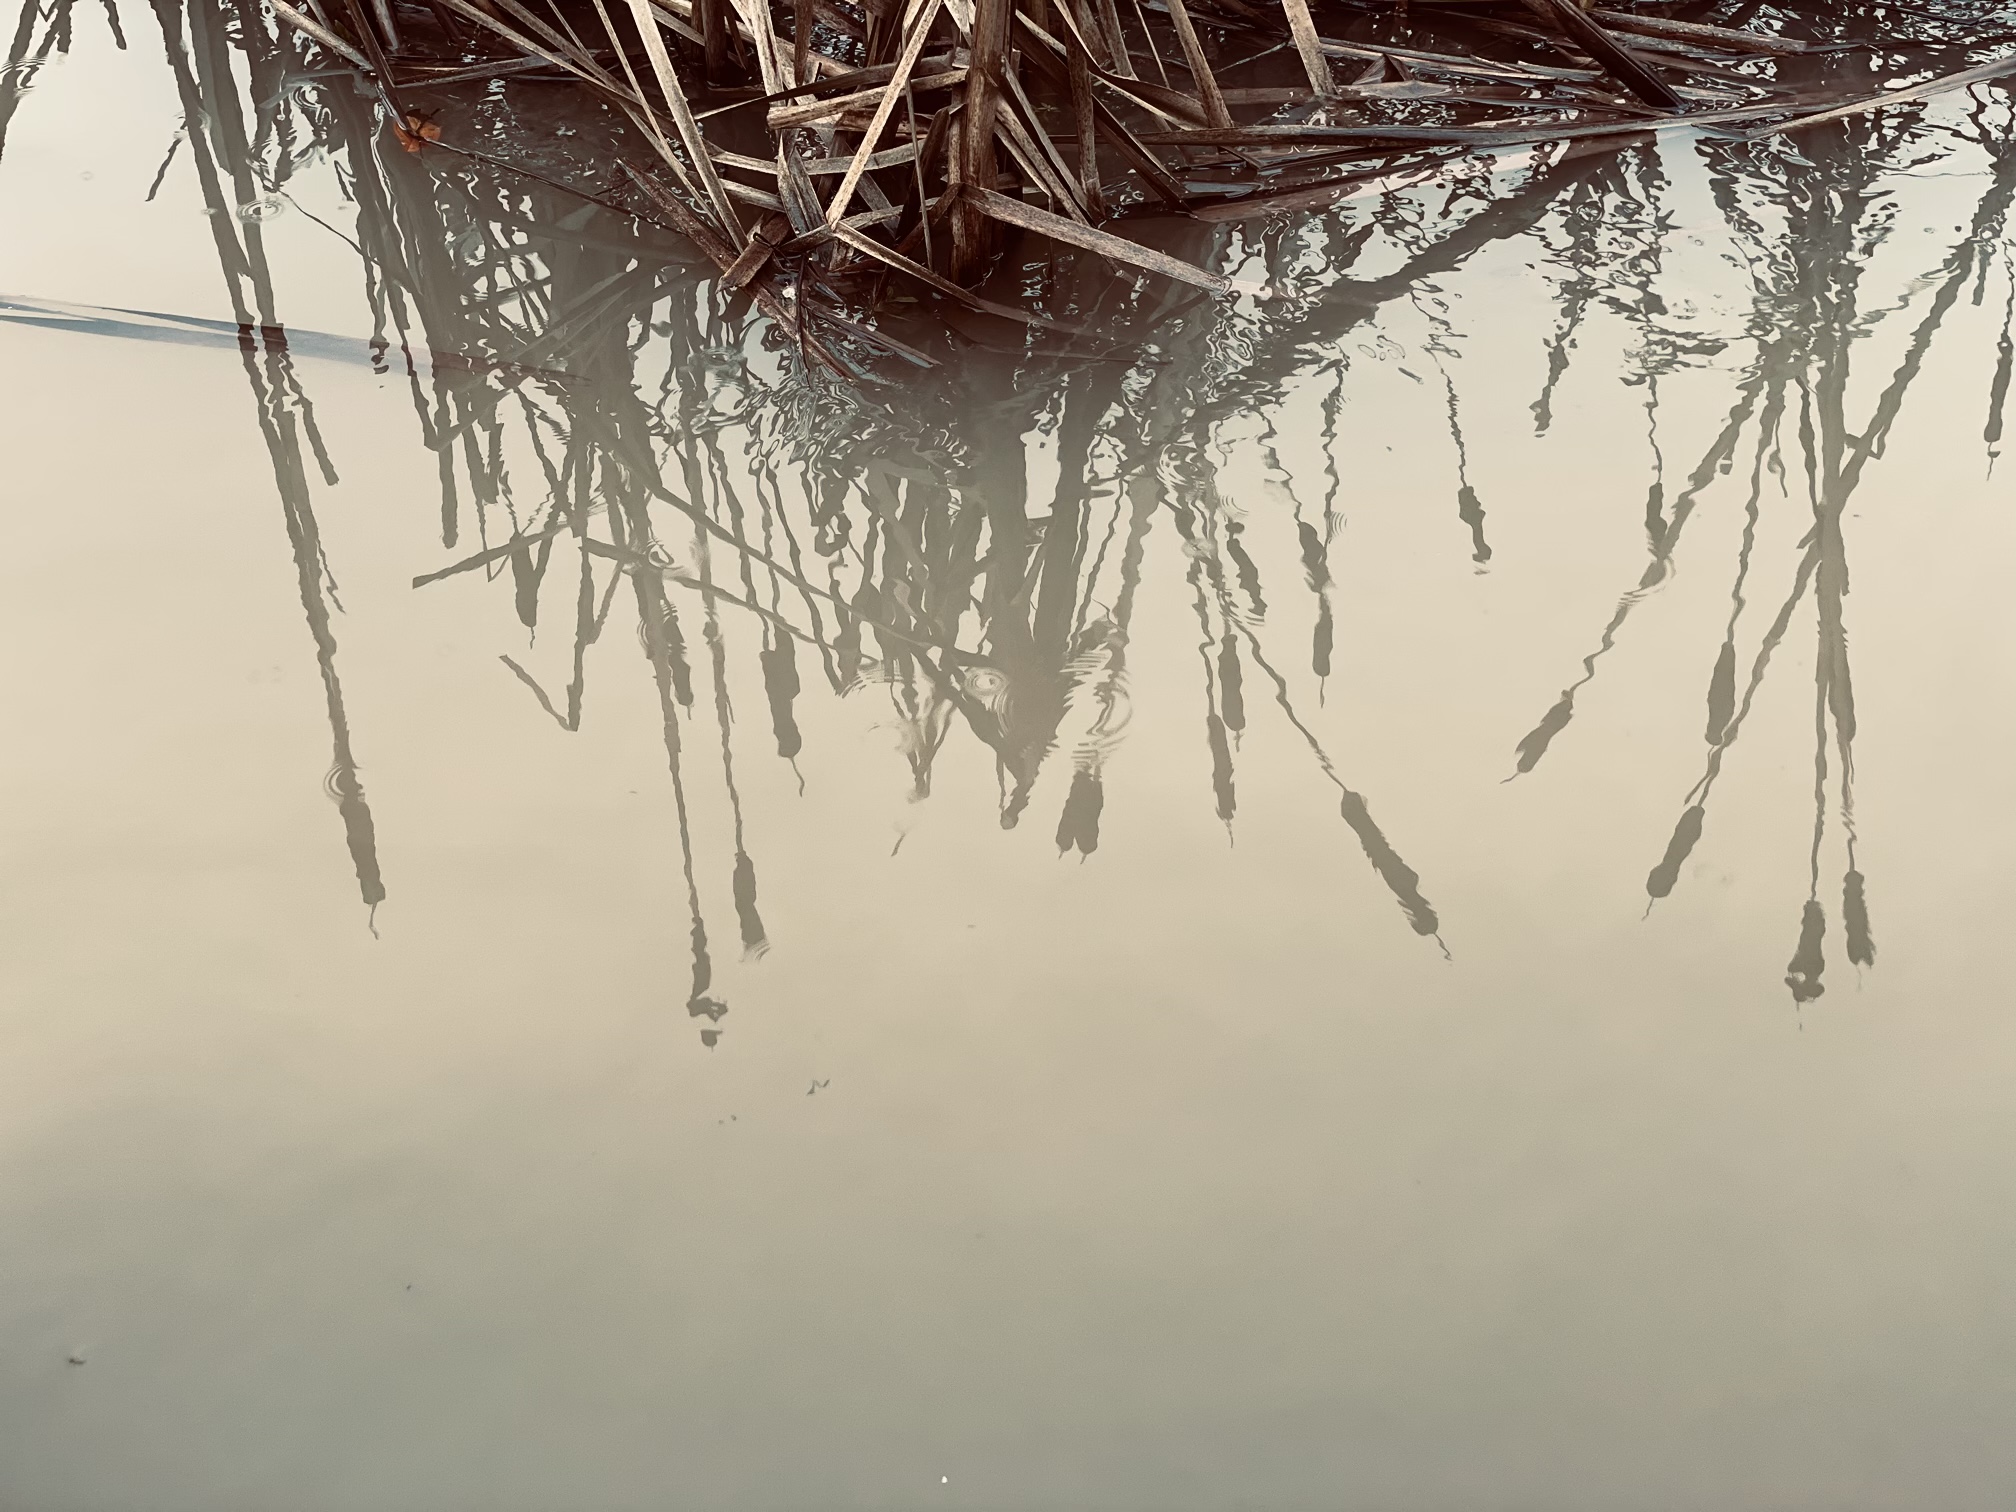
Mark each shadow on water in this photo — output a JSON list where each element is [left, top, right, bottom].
[[4, 0, 2013, 1023]]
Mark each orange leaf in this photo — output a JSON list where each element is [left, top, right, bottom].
[[395, 114, 442, 153]]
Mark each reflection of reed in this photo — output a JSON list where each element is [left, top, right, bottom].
[[328, 56, 1482, 999], [1518, 75, 2016, 1003], [146, 0, 388, 920], [1, 0, 93, 166], [10, 3, 2013, 1010]]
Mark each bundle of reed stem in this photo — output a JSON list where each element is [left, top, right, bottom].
[[270, 0, 2014, 366]]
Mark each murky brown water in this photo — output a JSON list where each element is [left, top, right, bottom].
[[3, 6, 2014, 1509]]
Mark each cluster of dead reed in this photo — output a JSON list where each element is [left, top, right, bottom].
[[264, 0, 2016, 363]]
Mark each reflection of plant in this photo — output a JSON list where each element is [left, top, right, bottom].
[[1516, 84, 2016, 1005], [10, 0, 2013, 1020]]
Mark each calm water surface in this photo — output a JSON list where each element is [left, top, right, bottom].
[[2, 7, 2013, 1509]]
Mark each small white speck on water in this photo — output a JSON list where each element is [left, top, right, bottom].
[[941, 1476, 948, 1485]]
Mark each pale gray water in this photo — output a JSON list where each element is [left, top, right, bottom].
[[2, 7, 2013, 1510]]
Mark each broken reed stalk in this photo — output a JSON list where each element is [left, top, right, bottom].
[[267, 0, 2014, 358]]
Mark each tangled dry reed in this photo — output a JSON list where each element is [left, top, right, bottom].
[[262, 0, 2016, 369]]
